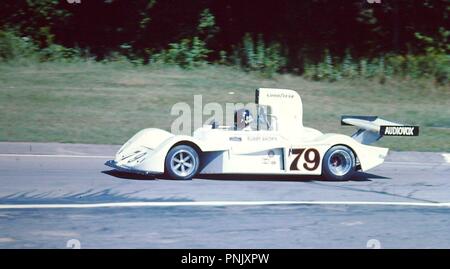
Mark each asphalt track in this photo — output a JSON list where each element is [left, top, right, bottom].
[[0, 142, 449, 248]]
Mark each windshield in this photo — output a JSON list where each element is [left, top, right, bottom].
[[208, 105, 274, 131]]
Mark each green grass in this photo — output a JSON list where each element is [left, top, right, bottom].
[[0, 61, 449, 152]]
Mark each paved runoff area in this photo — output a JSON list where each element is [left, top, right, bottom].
[[0, 142, 449, 248]]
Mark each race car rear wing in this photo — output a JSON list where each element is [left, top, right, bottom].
[[341, 115, 419, 145]]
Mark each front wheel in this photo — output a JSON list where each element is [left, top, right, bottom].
[[165, 145, 200, 180], [322, 145, 356, 181]]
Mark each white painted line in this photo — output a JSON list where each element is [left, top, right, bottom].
[[0, 154, 111, 159], [442, 153, 450, 164], [0, 201, 450, 209], [384, 161, 442, 166]]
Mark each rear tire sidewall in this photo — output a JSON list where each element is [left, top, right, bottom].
[[322, 145, 356, 181], [165, 145, 200, 180]]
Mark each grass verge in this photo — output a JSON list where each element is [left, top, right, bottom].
[[0, 61, 449, 152]]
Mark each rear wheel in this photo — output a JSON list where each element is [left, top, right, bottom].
[[165, 145, 199, 180], [322, 145, 356, 181]]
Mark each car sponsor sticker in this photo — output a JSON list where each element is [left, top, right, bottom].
[[380, 126, 419, 136], [246, 136, 278, 142], [229, 136, 242, 142], [262, 150, 278, 165]]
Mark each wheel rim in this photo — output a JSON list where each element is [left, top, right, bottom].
[[327, 149, 352, 176], [170, 149, 196, 177]]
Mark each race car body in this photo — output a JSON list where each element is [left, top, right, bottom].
[[106, 88, 419, 180]]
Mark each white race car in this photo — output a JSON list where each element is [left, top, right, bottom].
[[106, 88, 418, 180]]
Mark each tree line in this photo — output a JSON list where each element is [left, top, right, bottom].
[[0, 0, 448, 82]]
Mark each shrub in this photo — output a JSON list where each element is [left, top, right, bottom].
[[197, 9, 219, 42], [423, 53, 449, 85], [304, 50, 341, 81], [232, 33, 287, 76], [149, 9, 216, 68], [0, 30, 84, 63], [151, 37, 210, 68], [0, 30, 38, 61], [415, 27, 449, 55], [39, 44, 82, 62], [302, 49, 449, 85], [341, 50, 358, 79]]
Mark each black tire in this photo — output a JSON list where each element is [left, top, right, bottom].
[[322, 145, 356, 181], [165, 145, 200, 180]]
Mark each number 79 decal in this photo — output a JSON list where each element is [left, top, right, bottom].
[[289, 148, 320, 171]]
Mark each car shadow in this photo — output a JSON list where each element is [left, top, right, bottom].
[[196, 171, 388, 182], [103, 169, 389, 182], [102, 170, 157, 180]]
